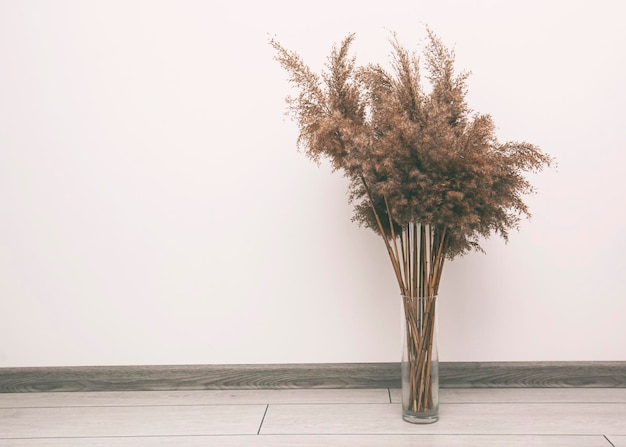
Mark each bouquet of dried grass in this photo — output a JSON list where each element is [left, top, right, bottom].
[[271, 29, 552, 421]]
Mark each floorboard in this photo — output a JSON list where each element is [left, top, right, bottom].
[[260, 402, 626, 435], [390, 387, 626, 403], [6, 388, 625, 409], [0, 388, 389, 408], [0, 435, 613, 447], [0, 405, 266, 439]]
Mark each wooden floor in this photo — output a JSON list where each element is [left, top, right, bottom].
[[1, 388, 625, 446]]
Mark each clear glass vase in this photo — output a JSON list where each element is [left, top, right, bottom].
[[401, 294, 439, 424]]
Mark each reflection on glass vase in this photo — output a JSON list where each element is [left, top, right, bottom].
[[401, 294, 439, 424]]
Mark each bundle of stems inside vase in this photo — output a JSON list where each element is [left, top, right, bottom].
[[393, 222, 447, 413], [403, 293, 436, 413]]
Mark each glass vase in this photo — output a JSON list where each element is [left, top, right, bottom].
[[401, 294, 439, 424]]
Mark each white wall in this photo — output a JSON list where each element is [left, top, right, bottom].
[[1, 0, 624, 367]]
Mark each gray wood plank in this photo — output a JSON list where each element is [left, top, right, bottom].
[[2, 362, 624, 392], [0, 435, 613, 446], [0, 363, 399, 392], [440, 362, 626, 388], [0, 388, 389, 408], [390, 387, 626, 403], [260, 403, 626, 435], [0, 404, 266, 438]]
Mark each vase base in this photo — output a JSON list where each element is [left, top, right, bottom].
[[402, 412, 439, 424]]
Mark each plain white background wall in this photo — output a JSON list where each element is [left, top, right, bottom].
[[1, 0, 625, 367]]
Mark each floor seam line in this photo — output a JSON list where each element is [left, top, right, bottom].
[[257, 404, 269, 435], [604, 435, 617, 446]]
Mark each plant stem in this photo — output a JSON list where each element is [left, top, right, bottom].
[[359, 175, 406, 294], [401, 222, 447, 417]]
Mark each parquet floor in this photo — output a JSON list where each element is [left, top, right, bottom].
[[1, 388, 625, 446]]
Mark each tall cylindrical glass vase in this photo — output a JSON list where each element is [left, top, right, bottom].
[[401, 294, 439, 424]]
